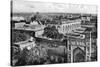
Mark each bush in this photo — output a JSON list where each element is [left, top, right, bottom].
[[12, 31, 28, 43], [12, 46, 49, 66]]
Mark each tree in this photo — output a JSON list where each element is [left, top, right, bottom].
[[12, 31, 28, 43], [42, 26, 63, 39]]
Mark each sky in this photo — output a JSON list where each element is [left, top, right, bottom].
[[12, 0, 97, 14]]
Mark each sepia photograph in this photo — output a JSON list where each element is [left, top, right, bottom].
[[11, 0, 97, 66]]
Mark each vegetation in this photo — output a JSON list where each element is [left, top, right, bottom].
[[42, 26, 63, 39], [12, 31, 29, 43], [12, 45, 66, 66]]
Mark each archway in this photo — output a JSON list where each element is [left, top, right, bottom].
[[73, 47, 85, 62]]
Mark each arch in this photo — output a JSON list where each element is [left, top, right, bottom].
[[73, 47, 85, 62]]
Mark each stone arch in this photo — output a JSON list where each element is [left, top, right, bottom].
[[73, 47, 85, 62]]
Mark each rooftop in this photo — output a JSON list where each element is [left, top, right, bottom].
[[61, 19, 81, 24], [12, 16, 25, 21], [13, 24, 45, 32]]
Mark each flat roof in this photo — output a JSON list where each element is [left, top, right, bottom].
[[12, 27, 44, 32], [61, 19, 81, 24], [14, 40, 33, 45], [13, 24, 45, 32]]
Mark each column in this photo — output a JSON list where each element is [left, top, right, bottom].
[[71, 46, 73, 63], [89, 31, 92, 61]]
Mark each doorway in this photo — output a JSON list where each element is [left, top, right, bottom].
[[73, 47, 85, 62]]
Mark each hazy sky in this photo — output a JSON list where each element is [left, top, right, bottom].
[[12, 0, 97, 14]]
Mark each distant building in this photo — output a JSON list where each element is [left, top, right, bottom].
[[14, 23, 45, 38], [15, 22, 25, 29], [30, 21, 40, 25], [57, 19, 81, 35], [12, 16, 26, 28], [14, 40, 36, 50], [35, 29, 44, 37], [12, 16, 25, 21]]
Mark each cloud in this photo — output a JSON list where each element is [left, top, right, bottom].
[[12, 0, 97, 14]]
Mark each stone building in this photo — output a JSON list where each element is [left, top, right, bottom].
[[57, 19, 81, 34]]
